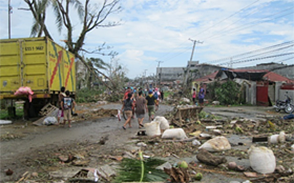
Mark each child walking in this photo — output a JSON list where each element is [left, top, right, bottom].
[[61, 90, 76, 128]]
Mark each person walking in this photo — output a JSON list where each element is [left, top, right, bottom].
[[146, 89, 157, 121], [57, 86, 66, 125], [160, 89, 164, 101], [192, 88, 196, 105], [198, 85, 205, 107], [135, 91, 147, 128], [61, 90, 76, 128], [121, 93, 134, 130]]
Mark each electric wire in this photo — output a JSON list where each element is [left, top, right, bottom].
[[157, 0, 261, 63], [202, 7, 294, 41], [208, 41, 294, 64]]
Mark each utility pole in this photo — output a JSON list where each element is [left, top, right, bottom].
[[229, 58, 233, 68], [185, 39, 203, 86], [8, 0, 12, 39], [155, 60, 163, 88]]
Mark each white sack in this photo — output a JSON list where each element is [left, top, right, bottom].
[[291, 144, 294, 152], [43, 116, 57, 125], [199, 136, 231, 152], [144, 121, 161, 136], [154, 116, 170, 130], [248, 146, 276, 174], [161, 128, 188, 140]]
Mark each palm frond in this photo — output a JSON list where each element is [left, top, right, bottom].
[[73, 0, 85, 21], [31, 19, 40, 37], [51, 0, 63, 32]]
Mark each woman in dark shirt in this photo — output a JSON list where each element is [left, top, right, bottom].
[[121, 93, 134, 130]]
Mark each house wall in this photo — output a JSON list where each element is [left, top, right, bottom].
[[245, 81, 257, 105]]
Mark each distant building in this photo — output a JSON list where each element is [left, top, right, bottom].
[[156, 61, 227, 82]]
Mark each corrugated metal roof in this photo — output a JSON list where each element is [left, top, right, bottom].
[[229, 69, 269, 73], [194, 70, 219, 82], [263, 72, 294, 83], [193, 69, 294, 83]]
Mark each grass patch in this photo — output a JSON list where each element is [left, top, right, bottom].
[[0, 103, 24, 119], [75, 89, 103, 103]]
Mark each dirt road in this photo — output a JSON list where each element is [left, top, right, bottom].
[[0, 103, 173, 182]]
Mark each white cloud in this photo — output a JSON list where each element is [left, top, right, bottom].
[[0, 0, 293, 78]]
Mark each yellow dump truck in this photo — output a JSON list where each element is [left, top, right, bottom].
[[0, 37, 76, 117]]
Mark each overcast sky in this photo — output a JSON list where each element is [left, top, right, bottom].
[[1, 0, 293, 79]]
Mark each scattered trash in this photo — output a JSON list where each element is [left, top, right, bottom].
[[212, 101, 220, 105], [199, 136, 231, 152], [189, 130, 201, 137], [117, 110, 121, 121], [5, 169, 13, 176], [0, 120, 12, 125], [123, 151, 136, 159], [199, 133, 211, 139], [136, 142, 147, 147], [137, 130, 146, 136], [108, 155, 123, 161], [248, 146, 276, 174], [235, 125, 243, 134], [196, 149, 227, 166], [268, 131, 286, 144], [213, 129, 222, 135], [43, 116, 57, 125], [98, 135, 109, 145], [161, 128, 188, 140], [192, 139, 201, 146], [283, 113, 294, 120], [243, 172, 257, 178], [164, 167, 190, 183], [31, 172, 38, 177], [227, 162, 245, 172]]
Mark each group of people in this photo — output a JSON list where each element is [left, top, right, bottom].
[[56, 86, 76, 128], [192, 84, 206, 106], [120, 87, 163, 130]]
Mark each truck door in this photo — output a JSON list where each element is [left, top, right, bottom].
[[22, 39, 47, 91], [0, 40, 21, 92]]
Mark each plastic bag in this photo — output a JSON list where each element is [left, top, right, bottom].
[[248, 146, 276, 174], [43, 116, 57, 125]]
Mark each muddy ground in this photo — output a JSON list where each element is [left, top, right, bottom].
[[0, 102, 293, 183]]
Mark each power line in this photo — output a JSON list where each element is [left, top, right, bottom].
[[202, 8, 294, 41], [228, 44, 294, 63], [207, 41, 294, 64], [191, 0, 260, 39], [219, 52, 294, 66], [157, 0, 261, 62]]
